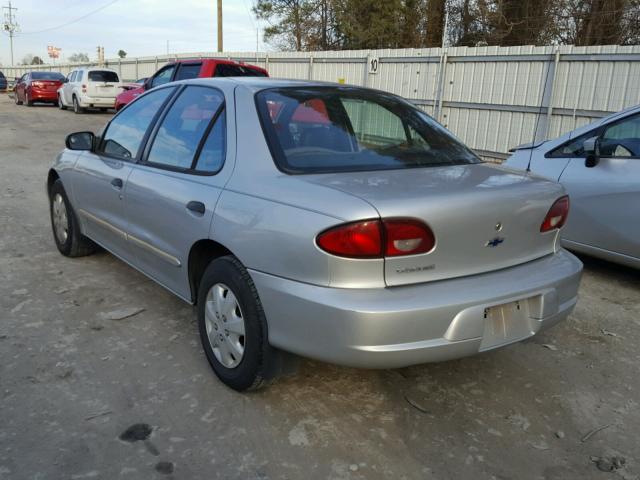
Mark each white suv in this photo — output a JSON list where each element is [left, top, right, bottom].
[[57, 67, 122, 113]]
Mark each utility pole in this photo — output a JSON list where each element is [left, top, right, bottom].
[[2, 1, 18, 65], [217, 0, 223, 52]]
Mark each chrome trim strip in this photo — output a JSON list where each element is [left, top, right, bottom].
[[78, 209, 181, 267], [78, 208, 127, 240], [127, 234, 182, 267]]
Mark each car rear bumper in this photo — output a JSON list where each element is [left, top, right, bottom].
[[78, 96, 116, 108], [250, 249, 583, 368], [30, 89, 58, 101]]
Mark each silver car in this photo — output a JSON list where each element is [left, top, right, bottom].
[[47, 78, 583, 391], [505, 106, 640, 269]]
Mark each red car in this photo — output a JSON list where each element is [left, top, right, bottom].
[[14, 71, 66, 106], [115, 58, 269, 111]]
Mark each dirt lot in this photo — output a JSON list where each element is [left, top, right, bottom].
[[0, 94, 639, 480]]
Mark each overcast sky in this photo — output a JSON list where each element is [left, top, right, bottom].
[[0, 0, 267, 66]]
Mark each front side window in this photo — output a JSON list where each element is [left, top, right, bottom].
[[151, 65, 176, 88], [99, 87, 175, 160], [146, 86, 225, 171], [256, 87, 479, 173], [547, 131, 595, 158], [600, 114, 640, 157], [88, 70, 119, 82], [175, 63, 201, 81]]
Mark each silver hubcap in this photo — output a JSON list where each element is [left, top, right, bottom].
[[52, 193, 69, 243], [204, 283, 245, 368]]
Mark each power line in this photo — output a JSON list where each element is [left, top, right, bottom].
[[18, 0, 120, 35], [2, 1, 19, 65]]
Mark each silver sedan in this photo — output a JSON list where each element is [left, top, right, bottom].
[[504, 105, 640, 269], [47, 78, 583, 391]]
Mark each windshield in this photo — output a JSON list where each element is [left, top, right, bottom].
[[31, 72, 65, 81], [88, 70, 119, 82], [256, 87, 480, 174]]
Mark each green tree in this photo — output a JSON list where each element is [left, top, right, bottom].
[[68, 52, 90, 63], [117, 49, 127, 58], [31, 56, 44, 65]]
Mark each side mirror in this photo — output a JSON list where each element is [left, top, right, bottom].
[[583, 136, 600, 168], [66, 131, 95, 151]]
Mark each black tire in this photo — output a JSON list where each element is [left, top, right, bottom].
[[14, 92, 22, 105], [197, 256, 274, 391], [73, 96, 84, 114], [100, 108, 108, 113], [25, 93, 33, 106], [58, 95, 66, 110], [49, 179, 97, 257]]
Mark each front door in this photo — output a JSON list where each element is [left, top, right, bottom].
[[124, 85, 230, 299], [559, 112, 640, 260], [71, 86, 177, 262]]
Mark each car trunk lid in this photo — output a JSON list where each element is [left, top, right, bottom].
[[304, 163, 565, 286], [87, 71, 121, 98]]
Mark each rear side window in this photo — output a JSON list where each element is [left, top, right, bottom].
[[89, 70, 119, 82], [146, 86, 225, 172], [256, 87, 479, 174], [100, 87, 175, 160], [214, 64, 267, 77], [175, 64, 201, 81]]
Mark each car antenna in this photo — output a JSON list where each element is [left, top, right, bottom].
[[526, 51, 554, 173]]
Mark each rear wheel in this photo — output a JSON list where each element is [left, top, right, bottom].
[[14, 92, 22, 105], [73, 96, 84, 114], [197, 256, 275, 391], [49, 179, 97, 257], [25, 92, 33, 106]]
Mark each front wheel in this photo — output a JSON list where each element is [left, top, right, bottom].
[[49, 179, 97, 257], [58, 95, 66, 110], [197, 256, 275, 391]]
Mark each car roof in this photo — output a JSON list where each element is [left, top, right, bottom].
[[178, 76, 365, 92]]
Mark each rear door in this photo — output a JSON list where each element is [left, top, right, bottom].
[[124, 85, 231, 299], [558, 112, 640, 260], [87, 70, 121, 100], [71, 86, 177, 261]]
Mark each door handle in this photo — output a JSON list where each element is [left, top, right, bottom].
[[110, 178, 123, 189], [186, 201, 205, 215]]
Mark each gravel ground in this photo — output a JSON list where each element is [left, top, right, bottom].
[[1, 94, 639, 480]]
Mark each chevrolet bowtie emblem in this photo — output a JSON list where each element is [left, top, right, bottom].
[[485, 237, 505, 248]]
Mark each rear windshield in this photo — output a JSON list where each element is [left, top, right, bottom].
[[32, 72, 65, 81], [88, 70, 119, 82], [214, 64, 267, 77], [256, 87, 480, 174]]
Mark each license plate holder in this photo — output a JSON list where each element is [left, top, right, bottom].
[[479, 299, 534, 351]]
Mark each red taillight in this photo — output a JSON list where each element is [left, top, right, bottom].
[[32, 81, 43, 88], [540, 196, 570, 232], [316, 220, 382, 258], [316, 218, 435, 258], [384, 219, 435, 256]]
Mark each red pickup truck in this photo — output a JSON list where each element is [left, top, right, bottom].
[[115, 58, 268, 111]]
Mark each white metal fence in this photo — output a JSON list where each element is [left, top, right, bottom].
[[5, 45, 640, 161]]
